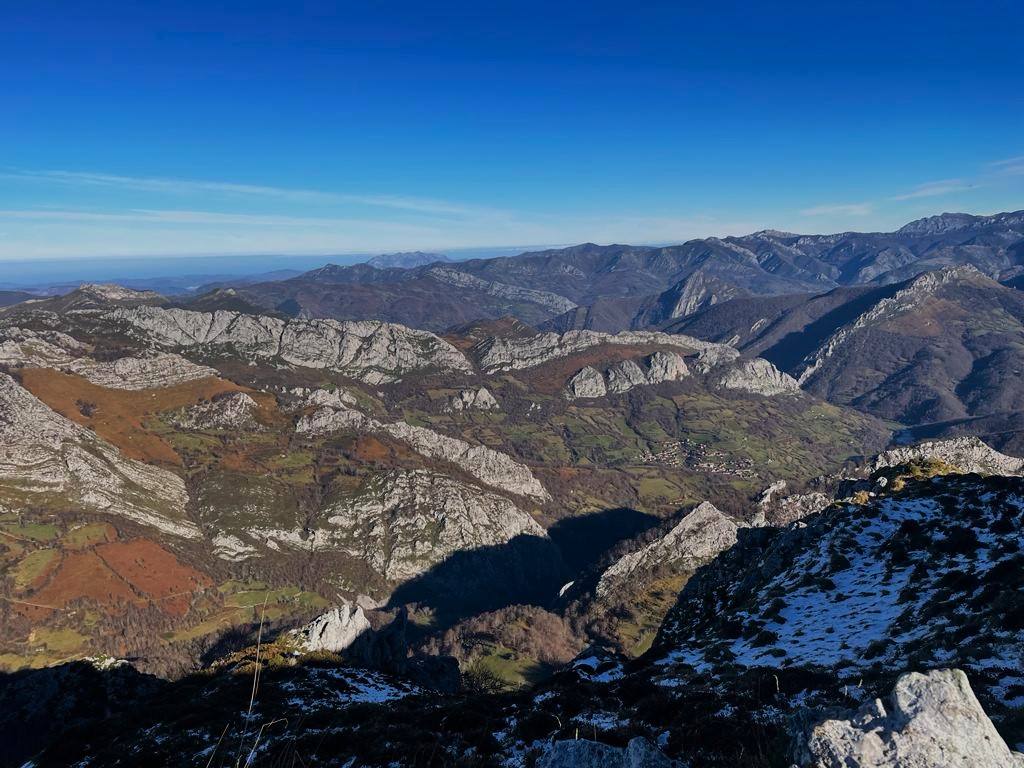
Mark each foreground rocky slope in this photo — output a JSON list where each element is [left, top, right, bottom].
[[7, 461, 1024, 767]]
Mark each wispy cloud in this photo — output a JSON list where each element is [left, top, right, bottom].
[[2, 169, 503, 219], [890, 178, 974, 200], [990, 156, 1024, 176], [799, 202, 873, 217], [0, 208, 419, 228]]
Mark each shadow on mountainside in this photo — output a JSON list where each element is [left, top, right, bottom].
[[547, 507, 660, 574], [0, 659, 164, 767], [760, 282, 903, 373], [386, 509, 663, 634], [386, 533, 569, 632]]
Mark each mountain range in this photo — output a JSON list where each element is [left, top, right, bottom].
[[2, 210, 1024, 767], [192, 210, 1024, 332]]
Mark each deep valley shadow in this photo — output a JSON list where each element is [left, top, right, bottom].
[[386, 534, 569, 631], [547, 507, 660, 574]]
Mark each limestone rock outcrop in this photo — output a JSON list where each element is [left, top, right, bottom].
[[170, 392, 260, 430], [0, 374, 196, 538], [106, 306, 473, 384], [596, 502, 740, 597], [445, 386, 500, 412], [796, 669, 1024, 768], [291, 604, 372, 653], [873, 436, 1024, 476], [477, 329, 732, 373], [324, 469, 547, 580], [565, 351, 690, 400], [565, 366, 608, 399], [713, 357, 800, 396], [297, 404, 548, 500]]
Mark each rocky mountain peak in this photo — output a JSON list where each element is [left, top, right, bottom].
[[897, 211, 984, 236]]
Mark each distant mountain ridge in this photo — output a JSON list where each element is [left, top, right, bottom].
[[187, 209, 1024, 332], [366, 251, 450, 269], [668, 265, 1024, 452]]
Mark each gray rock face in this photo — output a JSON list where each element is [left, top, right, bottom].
[[0, 374, 196, 538], [291, 604, 371, 653], [597, 502, 740, 597], [297, 404, 548, 500], [873, 437, 1024, 475], [74, 283, 165, 304], [537, 737, 683, 768], [323, 469, 547, 580], [646, 350, 690, 382], [714, 357, 800, 396], [566, 352, 690, 400], [0, 327, 218, 390], [170, 392, 260, 430], [606, 359, 650, 394], [566, 366, 608, 399], [288, 387, 359, 410], [445, 386, 501, 412], [477, 329, 733, 373], [106, 306, 473, 384], [797, 669, 1024, 768], [71, 353, 218, 390], [0, 326, 89, 366], [426, 266, 578, 314]]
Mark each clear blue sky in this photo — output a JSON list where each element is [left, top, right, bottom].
[[1, 0, 1022, 261]]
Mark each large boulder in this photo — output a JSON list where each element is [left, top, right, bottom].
[[795, 669, 1024, 767], [291, 604, 371, 653]]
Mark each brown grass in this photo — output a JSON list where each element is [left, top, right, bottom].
[[18, 368, 275, 465], [96, 539, 211, 616], [23, 551, 140, 619]]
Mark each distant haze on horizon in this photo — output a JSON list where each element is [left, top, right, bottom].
[[1, 1, 1022, 261]]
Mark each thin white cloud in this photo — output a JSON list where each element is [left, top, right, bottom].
[[989, 156, 1024, 176], [890, 178, 974, 200], [799, 202, 873, 217], [0, 208, 422, 228], [989, 155, 1024, 167], [2, 169, 505, 219]]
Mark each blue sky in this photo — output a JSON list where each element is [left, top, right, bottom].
[[1, 0, 1022, 261]]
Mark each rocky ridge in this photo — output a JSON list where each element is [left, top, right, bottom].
[[426, 267, 578, 314], [290, 604, 372, 653], [296, 403, 549, 500], [796, 266, 986, 386], [105, 306, 474, 384], [323, 469, 547, 580], [169, 391, 260, 430], [651, 472, 1024, 712], [565, 351, 690, 400], [476, 329, 733, 372], [713, 357, 800, 396], [0, 373, 196, 538], [596, 502, 740, 597], [873, 436, 1024, 475]]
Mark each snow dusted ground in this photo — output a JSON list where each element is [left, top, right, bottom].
[[652, 476, 1024, 709]]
